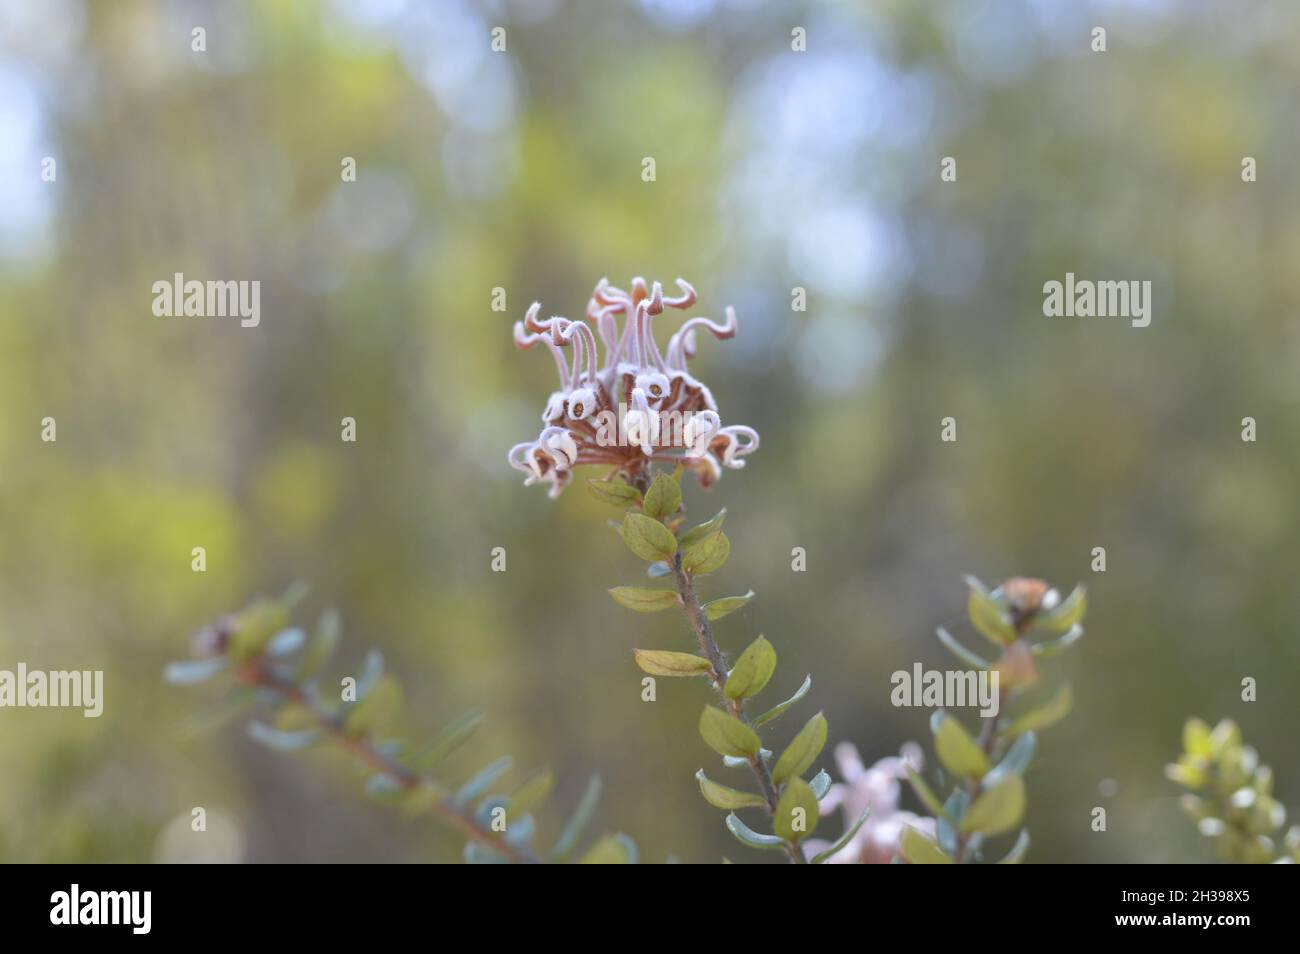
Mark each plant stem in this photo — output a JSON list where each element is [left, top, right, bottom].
[[670, 553, 806, 864], [239, 662, 541, 864]]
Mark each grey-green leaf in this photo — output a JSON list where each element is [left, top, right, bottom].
[[454, 756, 513, 807], [163, 657, 228, 685], [642, 473, 681, 519], [811, 806, 871, 864], [586, 477, 641, 506], [704, 591, 754, 621], [724, 813, 786, 851], [753, 674, 811, 727], [775, 776, 819, 842], [696, 769, 766, 810], [622, 513, 678, 562], [724, 635, 776, 700], [771, 711, 828, 785], [608, 586, 680, 612], [683, 530, 730, 575], [552, 776, 602, 862]]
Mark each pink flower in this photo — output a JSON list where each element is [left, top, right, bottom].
[[508, 277, 759, 496], [802, 741, 937, 864]]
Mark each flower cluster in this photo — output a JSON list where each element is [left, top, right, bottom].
[[508, 277, 759, 496]]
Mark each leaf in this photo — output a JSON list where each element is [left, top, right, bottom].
[[633, 649, 712, 677], [680, 508, 726, 549], [905, 765, 949, 819], [455, 756, 513, 806], [724, 636, 777, 700], [163, 657, 228, 685], [771, 711, 828, 785], [586, 477, 641, 506], [775, 777, 820, 842], [724, 748, 771, 769], [295, 609, 342, 680], [608, 586, 681, 612], [646, 561, 672, 578], [228, 597, 290, 660], [621, 513, 678, 562], [724, 813, 786, 851], [551, 776, 602, 862], [698, 706, 762, 759], [931, 710, 991, 780], [411, 711, 482, 771], [355, 649, 384, 700], [267, 627, 306, 657], [984, 731, 1037, 788], [704, 591, 754, 621], [1003, 685, 1073, 737], [1036, 584, 1086, 634], [683, 530, 730, 575], [809, 769, 832, 800], [997, 828, 1031, 863], [1031, 624, 1084, 658], [1183, 718, 1214, 758], [966, 575, 1016, 646], [901, 825, 953, 864], [642, 473, 681, 519], [507, 768, 554, 818], [962, 774, 1026, 836], [935, 626, 991, 669], [937, 790, 968, 856], [366, 774, 403, 800], [342, 675, 402, 737], [753, 674, 811, 727], [696, 769, 766, 810], [579, 833, 637, 864], [811, 806, 871, 864], [247, 722, 322, 751]]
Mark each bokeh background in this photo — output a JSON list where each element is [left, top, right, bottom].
[[2, 0, 1298, 863]]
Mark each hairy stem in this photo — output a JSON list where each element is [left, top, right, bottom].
[[238, 661, 541, 864], [670, 553, 805, 864]]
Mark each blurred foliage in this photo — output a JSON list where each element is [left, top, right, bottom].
[[1, 0, 1298, 861]]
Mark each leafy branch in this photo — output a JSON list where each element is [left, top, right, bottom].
[[598, 470, 847, 863], [1167, 717, 1298, 863], [900, 576, 1086, 863], [165, 585, 634, 864]]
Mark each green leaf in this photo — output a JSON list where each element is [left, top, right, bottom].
[[680, 509, 726, 549], [704, 591, 754, 621], [775, 776, 819, 842], [1183, 718, 1214, 758], [905, 765, 949, 819], [586, 477, 641, 506], [931, 710, 991, 780], [1003, 684, 1072, 737], [551, 776, 602, 862], [621, 513, 678, 562], [724, 636, 777, 700], [771, 711, 828, 785], [642, 473, 681, 519], [811, 806, 871, 864], [696, 769, 766, 810], [247, 722, 322, 751], [966, 579, 1016, 647], [343, 675, 402, 737], [355, 649, 384, 699], [997, 828, 1031, 863], [962, 774, 1026, 836], [578, 832, 638, 864], [454, 756, 513, 806], [699, 706, 762, 759], [935, 626, 991, 669], [901, 825, 953, 864], [228, 597, 291, 660], [633, 649, 712, 677], [724, 813, 786, 851], [295, 609, 342, 680], [1031, 624, 1084, 658], [1036, 584, 1086, 634], [608, 586, 680, 612], [984, 731, 1037, 788], [411, 711, 482, 771], [647, 561, 672, 578], [683, 530, 730, 575], [724, 748, 771, 769], [507, 768, 554, 818], [163, 657, 228, 685], [753, 674, 811, 727]]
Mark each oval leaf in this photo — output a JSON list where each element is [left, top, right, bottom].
[[724, 812, 786, 851], [642, 473, 681, 520], [1036, 584, 1086, 634], [775, 776, 819, 842], [724, 636, 777, 700], [901, 824, 953, 864], [699, 706, 761, 759], [771, 711, 827, 785], [680, 509, 726, 549], [634, 649, 712, 678], [961, 774, 1026, 836], [586, 478, 641, 506], [683, 530, 730, 575], [622, 513, 678, 562], [608, 587, 681, 612], [932, 710, 991, 780], [696, 769, 766, 810], [966, 577, 1016, 646], [1003, 684, 1072, 737], [704, 591, 754, 621]]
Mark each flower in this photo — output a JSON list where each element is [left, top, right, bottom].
[[801, 741, 937, 864], [507, 277, 759, 496]]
